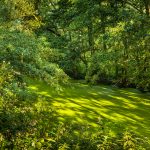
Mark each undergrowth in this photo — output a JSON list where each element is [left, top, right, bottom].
[[0, 62, 149, 149]]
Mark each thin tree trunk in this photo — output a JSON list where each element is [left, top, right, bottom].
[[88, 16, 94, 55], [143, 0, 150, 16]]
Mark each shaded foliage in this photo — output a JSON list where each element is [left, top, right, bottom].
[[0, 0, 150, 149]]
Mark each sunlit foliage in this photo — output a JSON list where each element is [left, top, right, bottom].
[[0, 0, 150, 149]]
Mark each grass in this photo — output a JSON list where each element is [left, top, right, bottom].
[[27, 79, 150, 140]]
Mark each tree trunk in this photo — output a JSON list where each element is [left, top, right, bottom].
[[143, 0, 150, 16], [88, 16, 94, 55]]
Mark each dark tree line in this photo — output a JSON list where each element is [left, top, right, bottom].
[[0, 0, 150, 91]]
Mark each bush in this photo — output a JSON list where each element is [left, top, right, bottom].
[[0, 26, 69, 88]]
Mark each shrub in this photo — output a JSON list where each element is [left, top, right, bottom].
[[0, 26, 69, 88]]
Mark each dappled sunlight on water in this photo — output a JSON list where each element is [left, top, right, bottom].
[[27, 80, 150, 138]]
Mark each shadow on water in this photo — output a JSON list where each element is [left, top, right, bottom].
[[27, 79, 150, 139]]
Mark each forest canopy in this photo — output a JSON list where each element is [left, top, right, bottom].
[[1, 0, 149, 90]]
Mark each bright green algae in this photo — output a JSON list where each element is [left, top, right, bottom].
[[27, 79, 150, 140]]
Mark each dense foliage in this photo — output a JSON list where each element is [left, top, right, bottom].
[[0, 62, 148, 149], [0, 0, 149, 90], [0, 25, 68, 89], [0, 0, 150, 149]]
